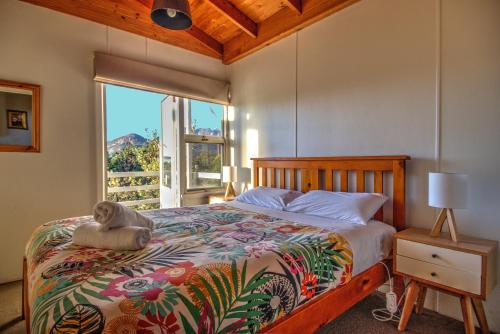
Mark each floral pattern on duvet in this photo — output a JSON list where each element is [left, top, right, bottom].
[[26, 204, 353, 334]]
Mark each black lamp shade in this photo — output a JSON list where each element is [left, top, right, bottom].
[[151, 0, 192, 30]]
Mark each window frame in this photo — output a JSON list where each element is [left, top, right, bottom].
[[182, 102, 228, 193], [99, 83, 229, 205]]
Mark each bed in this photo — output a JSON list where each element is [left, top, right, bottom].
[[23, 155, 409, 334]]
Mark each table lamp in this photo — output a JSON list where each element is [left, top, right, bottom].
[[428, 172, 468, 242], [222, 166, 237, 200], [238, 167, 252, 192]]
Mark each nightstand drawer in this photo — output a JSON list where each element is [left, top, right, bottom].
[[397, 239, 481, 273], [396, 255, 481, 294]]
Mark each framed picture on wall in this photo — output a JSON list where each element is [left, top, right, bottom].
[[7, 110, 29, 130]]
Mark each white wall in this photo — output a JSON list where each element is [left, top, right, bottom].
[[0, 0, 227, 283], [438, 0, 500, 325], [228, 36, 298, 169], [229, 0, 500, 330]]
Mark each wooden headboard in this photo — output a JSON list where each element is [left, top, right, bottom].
[[251, 156, 410, 231]]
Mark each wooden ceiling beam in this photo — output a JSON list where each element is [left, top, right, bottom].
[[223, 0, 360, 64], [186, 26, 224, 55], [205, 0, 258, 38], [20, 0, 222, 59], [284, 0, 303, 15]]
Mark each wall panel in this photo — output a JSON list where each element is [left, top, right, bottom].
[[229, 37, 297, 169], [439, 0, 500, 329], [297, 0, 437, 229]]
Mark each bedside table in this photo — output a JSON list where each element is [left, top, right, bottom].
[[208, 194, 234, 204], [394, 227, 497, 334]]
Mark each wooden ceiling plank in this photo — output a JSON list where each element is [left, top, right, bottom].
[[223, 0, 360, 64], [137, 0, 152, 7], [284, 0, 302, 14], [20, 0, 222, 59], [189, 0, 245, 44], [226, 0, 286, 23], [206, 0, 258, 38]]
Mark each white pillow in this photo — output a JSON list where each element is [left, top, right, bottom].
[[285, 190, 388, 225], [235, 187, 304, 210]]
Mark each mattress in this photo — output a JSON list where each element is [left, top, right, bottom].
[[25, 203, 394, 333], [227, 201, 396, 276]]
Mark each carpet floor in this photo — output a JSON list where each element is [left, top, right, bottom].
[[0, 281, 473, 333]]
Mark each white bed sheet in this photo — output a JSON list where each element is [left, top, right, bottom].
[[227, 200, 395, 275]]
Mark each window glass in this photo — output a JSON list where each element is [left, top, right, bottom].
[[105, 84, 164, 210], [162, 156, 172, 188], [186, 143, 223, 189], [185, 100, 224, 136]]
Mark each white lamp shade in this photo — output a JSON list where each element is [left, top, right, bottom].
[[428, 172, 468, 209], [238, 167, 252, 183], [222, 166, 237, 182]]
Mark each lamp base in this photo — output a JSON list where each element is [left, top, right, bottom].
[[224, 182, 236, 201], [430, 208, 459, 242]]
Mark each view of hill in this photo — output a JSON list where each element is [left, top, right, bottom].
[[107, 133, 148, 155], [108, 130, 222, 156], [194, 128, 222, 136]]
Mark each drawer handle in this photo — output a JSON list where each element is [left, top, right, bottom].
[[431, 254, 439, 259], [430, 272, 438, 277]]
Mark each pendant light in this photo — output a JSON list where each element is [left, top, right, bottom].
[[151, 0, 192, 30]]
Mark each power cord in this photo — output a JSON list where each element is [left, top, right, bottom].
[[371, 262, 407, 322]]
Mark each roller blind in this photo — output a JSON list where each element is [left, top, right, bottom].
[[94, 52, 230, 104]]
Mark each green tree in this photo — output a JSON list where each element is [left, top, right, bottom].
[[107, 130, 160, 210], [189, 143, 222, 188]]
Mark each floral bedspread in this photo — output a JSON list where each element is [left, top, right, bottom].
[[26, 204, 353, 334]]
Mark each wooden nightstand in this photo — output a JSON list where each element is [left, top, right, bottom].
[[208, 194, 234, 204], [394, 227, 497, 334]]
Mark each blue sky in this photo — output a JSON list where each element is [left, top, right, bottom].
[[190, 100, 224, 132], [106, 84, 223, 141], [106, 85, 164, 140]]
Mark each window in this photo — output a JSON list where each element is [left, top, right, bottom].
[[104, 84, 165, 210], [184, 100, 226, 190], [101, 84, 228, 210]]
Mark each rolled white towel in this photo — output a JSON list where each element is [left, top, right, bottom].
[[93, 201, 154, 232], [73, 223, 152, 251]]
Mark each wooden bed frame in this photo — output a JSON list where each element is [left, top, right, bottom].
[[251, 156, 410, 333], [23, 155, 410, 334]]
